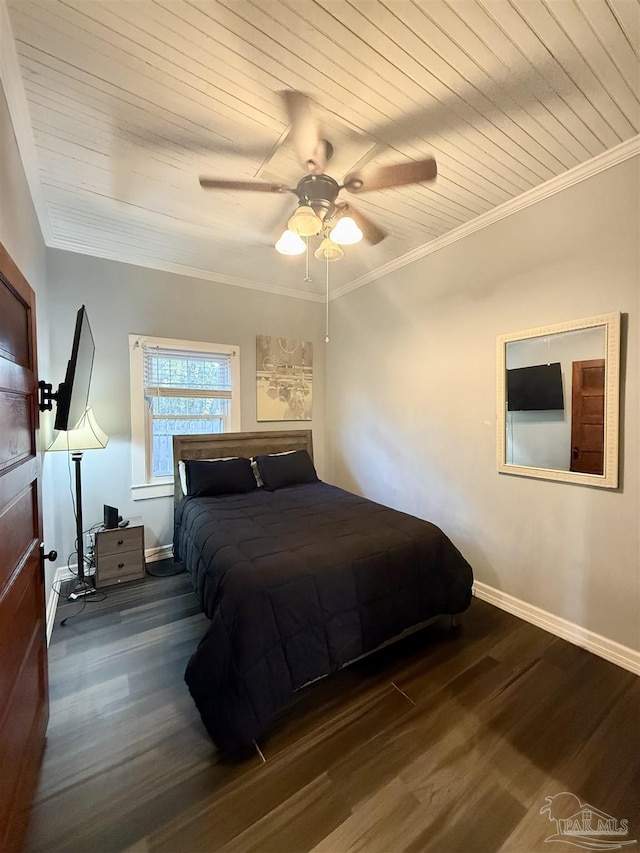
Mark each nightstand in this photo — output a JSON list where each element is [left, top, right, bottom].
[[95, 516, 145, 587]]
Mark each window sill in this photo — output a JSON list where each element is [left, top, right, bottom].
[[131, 480, 174, 501]]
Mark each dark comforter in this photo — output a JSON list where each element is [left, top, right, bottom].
[[175, 481, 473, 749]]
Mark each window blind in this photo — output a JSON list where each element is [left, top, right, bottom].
[[143, 345, 233, 401], [142, 344, 235, 477]]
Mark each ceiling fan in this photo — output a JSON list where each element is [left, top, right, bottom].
[[199, 91, 437, 251]]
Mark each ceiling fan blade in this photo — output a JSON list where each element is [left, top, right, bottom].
[[341, 204, 387, 245], [199, 178, 294, 193], [344, 157, 437, 193], [281, 90, 327, 174]]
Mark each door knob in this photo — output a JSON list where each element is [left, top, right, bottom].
[[40, 545, 58, 579]]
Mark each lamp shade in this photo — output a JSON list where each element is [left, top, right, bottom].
[[288, 205, 322, 237], [314, 237, 344, 262], [47, 406, 109, 452], [330, 215, 363, 245], [275, 229, 306, 255]]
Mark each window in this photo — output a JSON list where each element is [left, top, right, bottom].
[[129, 335, 240, 499]]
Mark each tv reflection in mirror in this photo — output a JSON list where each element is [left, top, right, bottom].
[[507, 363, 564, 412]]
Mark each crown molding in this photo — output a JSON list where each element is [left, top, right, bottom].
[[0, 0, 54, 244], [48, 240, 326, 302], [332, 135, 640, 301]]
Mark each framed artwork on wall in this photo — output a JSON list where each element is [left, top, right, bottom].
[[256, 335, 313, 421]]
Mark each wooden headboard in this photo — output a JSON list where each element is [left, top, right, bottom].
[[172, 429, 313, 509]]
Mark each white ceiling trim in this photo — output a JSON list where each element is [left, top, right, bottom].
[[0, 0, 54, 243], [48, 239, 326, 303], [331, 135, 640, 302]]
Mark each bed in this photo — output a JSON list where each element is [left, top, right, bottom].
[[173, 430, 473, 750]]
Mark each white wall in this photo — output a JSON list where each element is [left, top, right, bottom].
[[325, 156, 640, 652], [0, 80, 57, 590], [45, 250, 326, 565]]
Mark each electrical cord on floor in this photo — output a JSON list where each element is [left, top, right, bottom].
[[53, 546, 108, 627], [49, 576, 67, 600], [59, 587, 108, 626], [60, 594, 88, 626]]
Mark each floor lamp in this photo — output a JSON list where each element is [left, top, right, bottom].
[[47, 406, 109, 600]]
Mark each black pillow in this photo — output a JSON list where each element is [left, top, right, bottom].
[[185, 457, 257, 497], [254, 450, 319, 491]]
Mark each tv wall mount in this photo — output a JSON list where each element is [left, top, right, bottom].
[[38, 380, 61, 412]]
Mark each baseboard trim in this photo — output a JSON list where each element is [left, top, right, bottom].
[[145, 544, 174, 563], [46, 564, 88, 645], [45, 544, 174, 645], [473, 581, 640, 676]]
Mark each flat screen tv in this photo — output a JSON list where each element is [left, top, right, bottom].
[[54, 306, 95, 430], [507, 362, 564, 412]]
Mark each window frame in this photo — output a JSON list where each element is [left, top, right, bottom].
[[129, 334, 241, 500]]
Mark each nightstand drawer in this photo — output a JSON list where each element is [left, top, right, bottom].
[[97, 569, 142, 587], [96, 526, 143, 558], [96, 551, 144, 585]]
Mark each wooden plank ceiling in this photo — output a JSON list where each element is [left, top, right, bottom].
[[3, 0, 640, 298]]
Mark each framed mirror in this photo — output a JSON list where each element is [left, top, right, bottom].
[[497, 313, 621, 488]]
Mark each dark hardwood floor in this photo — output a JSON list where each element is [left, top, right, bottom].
[[25, 569, 639, 853]]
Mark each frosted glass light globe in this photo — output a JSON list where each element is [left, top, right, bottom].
[[288, 205, 322, 237], [330, 216, 363, 245], [314, 237, 344, 261], [275, 229, 306, 255]]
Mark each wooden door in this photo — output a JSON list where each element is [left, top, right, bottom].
[[570, 358, 605, 475], [0, 243, 48, 852]]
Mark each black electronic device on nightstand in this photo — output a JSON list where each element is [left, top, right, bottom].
[[103, 504, 119, 530]]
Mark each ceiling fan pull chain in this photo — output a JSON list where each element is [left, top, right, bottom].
[[325, 255, 330, 344], [304, 236, 311, 283]]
